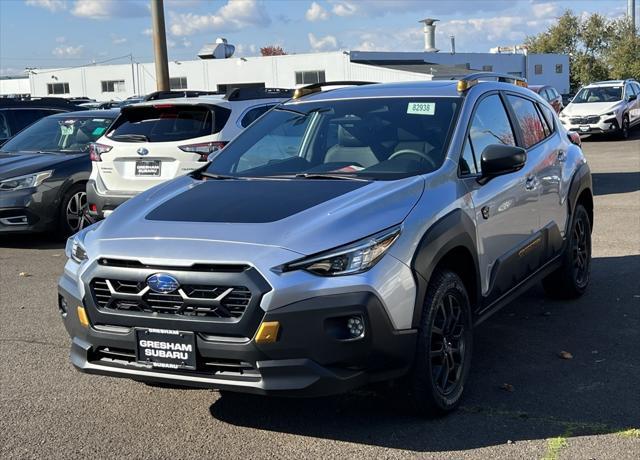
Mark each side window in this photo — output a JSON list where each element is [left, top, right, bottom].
[[468, 94, 516, 174], [538, 103, 556, 134], [632, 83, 640, 95], [625, 83, 636, 97], [506, 95, 547, 148], [11, 109, 56, 133], [0, 111, 10, 140], [240, 105, 274, 128], [459, 136, 477, 175]]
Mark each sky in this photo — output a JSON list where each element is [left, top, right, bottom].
[[0, 0, 634, 76]]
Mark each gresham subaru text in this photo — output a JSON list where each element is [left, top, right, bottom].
[[58, 76, 593, 415]]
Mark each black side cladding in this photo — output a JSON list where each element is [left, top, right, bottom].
[[145, 179, 369, 223]]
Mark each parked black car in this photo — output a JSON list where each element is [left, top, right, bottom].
[[0, 97, 85, 145], [0, 110, 119, 237]]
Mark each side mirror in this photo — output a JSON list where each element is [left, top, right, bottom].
[[478, 144, 526, 184], [628, 94, 637, 101]]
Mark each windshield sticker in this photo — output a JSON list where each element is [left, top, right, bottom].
[[92, 127, 107, 136], [60, 125, 74, 135], [407, 102, 436, 115], [92, 119, 106, 122]]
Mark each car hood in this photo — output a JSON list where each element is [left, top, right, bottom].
[[563, 101, 622, 116], [87, 175, 425, 256], [0, 151, 83, 180]]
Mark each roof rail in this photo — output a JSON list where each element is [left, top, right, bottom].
[[455, 72, 528, 92], [224, 87, 294, 101], [144, 90, 221, 101], [292, 81, 375, 99]]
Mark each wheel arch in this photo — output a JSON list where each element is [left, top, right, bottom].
[[567, 161, 593, 232], [410, 209, 481, 327]]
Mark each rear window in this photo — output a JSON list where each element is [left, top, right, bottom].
[[108, 105, 231, 142]]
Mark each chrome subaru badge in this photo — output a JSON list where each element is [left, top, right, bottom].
[[137, 147, 149, 156], [146, 273, 180, 293]]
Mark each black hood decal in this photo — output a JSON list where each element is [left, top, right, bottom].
[[145, 179, 369, 224]]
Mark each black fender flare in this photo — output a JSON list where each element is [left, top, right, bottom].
[[410, 209, 481, 327], [566, 161, 593, 233]]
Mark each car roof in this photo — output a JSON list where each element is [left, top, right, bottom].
[[285, 79, 530, 104], [129, 95, 289, 109], [49, 109, 120, 118], [585, 80, 628, 87]]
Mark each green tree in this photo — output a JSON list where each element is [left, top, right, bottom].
[[525, 10, 639, 92]]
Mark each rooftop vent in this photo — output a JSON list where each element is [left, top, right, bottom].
[[198, 37, 235, 60], [419, 18, 439, 53]]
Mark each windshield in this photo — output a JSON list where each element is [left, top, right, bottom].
[[205, 97, 460, 180], [573, 86, 622, 103], [0, 115, 115, 153]]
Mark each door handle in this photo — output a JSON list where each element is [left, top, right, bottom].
[[525, 175, 537, 191], [557, 150, 566, 163]]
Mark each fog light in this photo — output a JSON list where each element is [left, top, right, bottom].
[[58, 295, 68, 316], [255, 321, 279, 344], [89, 204, 97, 212], [77, 306, 90, 328], [347, 316, 365, 339]]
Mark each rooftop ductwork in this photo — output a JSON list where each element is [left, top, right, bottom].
[[198, 37, 235, 60], [419, 18, 439, 53]]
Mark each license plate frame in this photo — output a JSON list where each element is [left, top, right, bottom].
[[135, 160, 161, 176], [135, 328, 196, 370], [579, 125, 590, 132]]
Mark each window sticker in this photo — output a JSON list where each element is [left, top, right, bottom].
[[92, 127, 107, 136], [407, 102, 436, 115], [60, 125, 74, 135]]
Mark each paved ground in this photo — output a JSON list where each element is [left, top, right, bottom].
[[1, 131, 639, 459]]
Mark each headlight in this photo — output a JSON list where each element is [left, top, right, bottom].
[[0, 170, 53, 191], [559, 112, 567, 118], [279, 226, 401, 276], [64, 221, 102, 263], [601, 111, 615, 118]]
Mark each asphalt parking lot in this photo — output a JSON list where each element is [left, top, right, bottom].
[[1, 131, 638, 459]]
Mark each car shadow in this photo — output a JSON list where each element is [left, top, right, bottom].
[[209, 254, 639, 452], [581, 126, 640, 142], [0, 233, 66, 250], [592, 171, 640, 196]]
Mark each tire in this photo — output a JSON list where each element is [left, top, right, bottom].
[[542, 204, 592, 299], [407, 269, 473, 416], [57, 183, 94, 239], [618, 115, 630, 140]]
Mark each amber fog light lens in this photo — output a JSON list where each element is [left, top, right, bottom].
[[255, 321, 280, 344], [77, 306, 90, 328]]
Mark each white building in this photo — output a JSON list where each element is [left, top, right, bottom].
[[5, 49, 569, 99], [0, 76, 31, 97]]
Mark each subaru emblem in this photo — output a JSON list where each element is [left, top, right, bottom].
[[146, 273, 180, 294], [137, 147, 149, 156]]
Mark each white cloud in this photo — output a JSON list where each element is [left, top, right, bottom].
[[331, 1, 357, 17], [111, 35, 128, 45], [142, 28, 153, 36], [71, 0, 148, 19], [532, 2, 560, 19], [306, 2, 328, 21], [308, 33, 339, 51], [55, 36, 66, 43], [169, 0, 270, 36], [52, 44, 83, 57], [236, 43, 258, 56], [25, 0, 67, 12]]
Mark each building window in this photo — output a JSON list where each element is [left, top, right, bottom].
[[482, 65, 493, 72], [170, 77, 188, 90], [47, 82, 70, 95], [534, 64, 543, 75], [555, 64, 563, 74], [295, 70, 326, 85], [101, 80, 126, 92]]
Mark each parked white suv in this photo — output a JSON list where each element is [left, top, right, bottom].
[[87, 88, 292, 218], [559, 79, 640, 139]]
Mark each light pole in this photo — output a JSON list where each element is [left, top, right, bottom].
[[150, 0, 170, 91]]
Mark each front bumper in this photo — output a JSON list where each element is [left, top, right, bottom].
[[560, 117, 619, 134], [86, 180, 134, 219], [58, 268, 417, 397], [0, 186, 57, 233]]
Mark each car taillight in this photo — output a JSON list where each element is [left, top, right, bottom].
[[179, 141, 228, 161], [567, 131, 582, 147], [89, 143, 112, 161]]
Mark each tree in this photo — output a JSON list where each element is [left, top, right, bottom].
[[525, 10, 640, 92], [260, 45, 287, 56]]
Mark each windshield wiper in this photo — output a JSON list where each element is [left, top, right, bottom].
[[273, 106, 331, 117], [110, 134, 149, 142], [199, 171, 243, 180], [293, 173, 370, 181]]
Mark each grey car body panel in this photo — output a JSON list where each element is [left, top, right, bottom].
[[58, 79, 592, 393]]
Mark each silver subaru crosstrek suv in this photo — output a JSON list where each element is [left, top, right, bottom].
[[58, 75, 593, 415]]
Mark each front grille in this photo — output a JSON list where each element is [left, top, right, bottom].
[[91, 278, 252, 319], [569, 115, 600, 124]]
